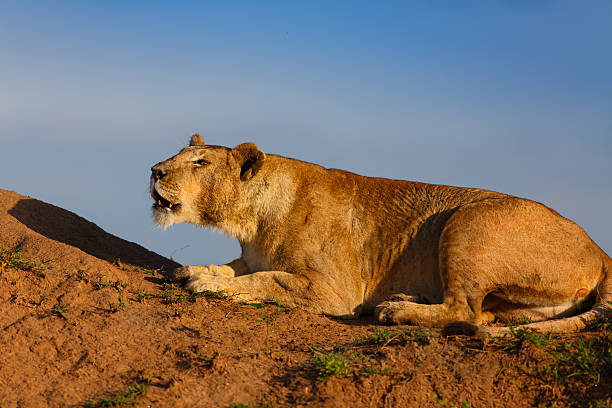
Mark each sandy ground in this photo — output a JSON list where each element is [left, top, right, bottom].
[[0, 188, 610, 408]]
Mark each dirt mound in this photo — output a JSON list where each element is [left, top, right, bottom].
[[0, 188, 610, 407]]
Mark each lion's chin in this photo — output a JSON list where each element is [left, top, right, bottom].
[[152, 205, 181, 228]]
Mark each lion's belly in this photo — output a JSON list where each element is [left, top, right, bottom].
[[361, 251, 445, 312]]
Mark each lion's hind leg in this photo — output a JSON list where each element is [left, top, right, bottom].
[[375, 293, 489, 327]]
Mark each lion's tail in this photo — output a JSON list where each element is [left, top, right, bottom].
[[445, 254, 612, 337]]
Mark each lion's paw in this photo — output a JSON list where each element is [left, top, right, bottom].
[[375, 301, 407, 325], [173, 264, 235, 282], [183, 274, 229, 294], [173, 265, 211, 282]]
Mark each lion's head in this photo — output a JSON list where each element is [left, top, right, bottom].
[[150, 133, 266, 232]]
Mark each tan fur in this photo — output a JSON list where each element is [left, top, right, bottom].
[[150, 136, 612, 334]]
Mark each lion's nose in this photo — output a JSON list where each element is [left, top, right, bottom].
[[151, 167, 166, 181]]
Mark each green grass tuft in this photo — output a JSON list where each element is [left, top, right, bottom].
[[540, 333, 612, 383], [131, 289, 156, 303], [226, 403, 274, 408], [158, 283, 228, 304], [0, 247, 53, 277], [509, 316, 534, 326], [492, 325, 612, 385], [308, 347, 389, 380], [355, 326, 439, 347], [108, 296, 126, 313], [359, 364, 391, 377], [93, 278, 127, 291], [312, 351, 351, 380], [51, 300, 69, 317], [492, 326, 558, 352], [86, 381, 149, 407]]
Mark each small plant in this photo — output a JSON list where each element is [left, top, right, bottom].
[[51, 300, 69, 317], [76, 269, 89, 282], [202, 289, 228, 299], [460, 397, 472, 408], [258, 298, 286, 325], [309, 347, 384, 380], [93, 278, 127, 291], [309, 344, 322, 353], [404, 328, 440, 345], [461, 336, 489, 354], [431, 394, 471, 408], [354, 326, 439, 347], [131, 289, 156, 303], [589, 401, 611, 408], [226, 403, 274, 408], [0, 247, 53, 277], [196, 353, 217, 368], [312, 351, 351, 380], [259, 309, 272, 324], [108, 296, 126, 313], [360, 364, 391, 377], [431, 394, 449, 407], [161, 283, 196, 304], [509, 316, 533, 326], [355, 326, 397, 346], [159, 283, 226, 304], [492, 326, 558, 352], [540, 333, 612, 383], [492, 325, 612, 386], [139, 265, 174, 283], [86, 380, 149, 407], [139, 266, 166, 276], [159, 283, 191, 304]]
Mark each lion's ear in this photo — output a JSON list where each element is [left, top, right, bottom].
[[231, 143, 266, 181], [189, 133, 205, 146]]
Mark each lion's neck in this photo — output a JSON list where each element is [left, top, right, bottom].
[[216, 166, 296, 243]]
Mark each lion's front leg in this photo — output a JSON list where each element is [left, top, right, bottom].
[[174, 270, 357, 318], [173, 258, 250, 279]]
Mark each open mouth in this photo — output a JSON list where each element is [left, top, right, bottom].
[[152, 188, 181, 211]]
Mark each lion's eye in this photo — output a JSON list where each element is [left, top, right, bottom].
[[194, 159, 209, 166]]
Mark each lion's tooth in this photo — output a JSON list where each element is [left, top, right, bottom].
[[158, 200, 162, 206], [168, 203, 173, 208]]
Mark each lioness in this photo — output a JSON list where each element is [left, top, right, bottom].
[[150, 134, 611, 334]]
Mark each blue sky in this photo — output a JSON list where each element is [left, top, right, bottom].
[[1, 1, 611, 265]]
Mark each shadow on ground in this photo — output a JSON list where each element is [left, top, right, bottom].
[[9, 197, 179, 271]]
